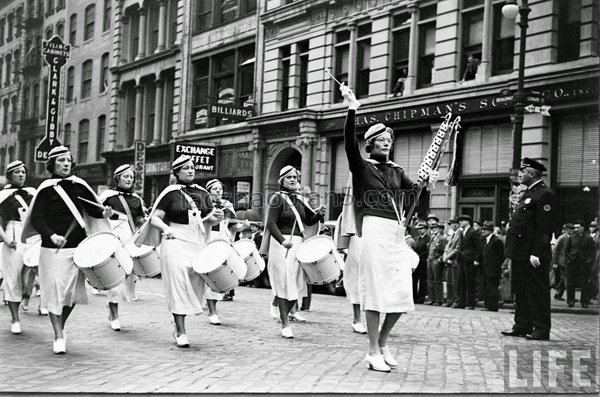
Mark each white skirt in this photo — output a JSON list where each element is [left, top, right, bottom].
[[39, 247, 89, 315], [268, 235, 307, 301], [358, 216, 417, 313], [160, 223, 206, 315], [0, 221, 25, 302], [344, 235, 361, 305]]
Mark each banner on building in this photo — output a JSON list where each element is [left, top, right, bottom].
[[134, 141, 146, 196], [173, 143, 217, 173], [207, 102, 254, 121]]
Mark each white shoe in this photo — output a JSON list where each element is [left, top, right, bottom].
[[110, 319, 121, 331], [175, 334, 189, 348], [53, 338, 66, 354], [10, 322, 21, 334], [270, 305, 280, 322], [21, 299, 29, 311], [281, 326, 294, 339], [289, 312, 306, 322], [352, 322, 367, 334], [380, 346, 398, 368], [38, 307, 49, 316], [209, 314, 221, 325], [365, 354, 391, 372]]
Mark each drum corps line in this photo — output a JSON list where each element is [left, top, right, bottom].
[[2, 84, 438, 372]]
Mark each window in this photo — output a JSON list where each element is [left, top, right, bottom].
[[32, 83, 39, 116], [149, 7, 160, 52], [81, 60, 92, 98], [4, 54, 11, 86], [281, 49, 290, 111], [97, 115, 106, 158], [557, 0, 581, 62], [22, 86, 30, 119], [461, 5, 483, 81], [334, 30, 350, 102], [69, 13, 77, 45], [192, 58, 209, 127], [417, 17, 436, 88], [56, 21, 65, 40], [100, 53, 109, 93], [0, 60, 2, 85], [129, 13, 140, 60], [13, 50, 20, 75], [0, 19, 5, 45], [45, 27, 53, 40], [7, 13, 13, 42], [462, 123, 512, 174], [2, 99, 8, 133], [57, 0, 65, 10], [355, 24, 371, 98], [6, 148, 12, 168], [66, 66, 74, 102], [37, 0, 43, 18], [218, 0, 239, 24], [195, 0, 212, 32], [78, 119, 89, 164], [46, 0, 54, 16], [103, 0, 111, 31], [392, 13, 410, 96], [0, 148, 5, 173], [41, 78, 48, 118], [492, 4, 514, 75], [63, 123, 71, 148], [298, 41, 309, 108], [10, 97, 17, 126], [84, 5, 95, 41], [15, 8, 22, 38]]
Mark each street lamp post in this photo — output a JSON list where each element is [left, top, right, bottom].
[[503, 0, 530, 182]]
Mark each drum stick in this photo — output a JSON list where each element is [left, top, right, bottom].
[[167, 234, 204, 247], [325, 68, 343, 87], [77, 196, 127, 218], [285, 219, 297, 259], [55, 220, 77, 253]]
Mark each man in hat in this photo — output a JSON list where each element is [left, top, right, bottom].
[[502, 158, 558, 341], [552, 223, 574, 300], [426, 214, 440, 229], [413, 221, 430, 303], [480, 221, 504, 311], [565, 220, 595, 308], [442, 216, 461, 307], [454, 214, 482, 309], [425, 222, 447, 305]]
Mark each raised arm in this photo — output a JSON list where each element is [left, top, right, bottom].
[[340, 83, 364, 175]]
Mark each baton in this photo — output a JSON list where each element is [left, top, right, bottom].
[[325, 68, 343, 86]]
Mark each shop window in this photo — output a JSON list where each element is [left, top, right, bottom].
[[97, 115, 106, 159], [78, 119, 89, 164], [84, 4, 95, 41], [103, 0, 111, 32], [557, 113, 599, 187], [461, 123, 512, 175], [298, 41, 309, 108], [81, 60, 92, 99], [334, 30, 350, 102], [557, 0, 581, 63], [66, 66, 74, 102], [69, 13, 77, 45], [280, 45, 290, 111], [492, 4, 514, 75], [100, 53, 109, 93], [392, 13, 410, 97]]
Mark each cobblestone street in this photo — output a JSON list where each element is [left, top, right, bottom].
[[0, 279, 598, 395]]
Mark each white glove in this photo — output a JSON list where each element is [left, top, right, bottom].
[[339, 83, 361, 110]]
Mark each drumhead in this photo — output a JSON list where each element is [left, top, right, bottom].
[[126, 243, 154, 258], [232, 239, 255, 257], [194, 239, 232, 272], [74, 232, 120, 268], [295, 235, 334, 263]]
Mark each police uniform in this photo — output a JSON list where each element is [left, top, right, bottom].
[[503, 158, 557, 340]]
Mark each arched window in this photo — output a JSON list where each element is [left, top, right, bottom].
[[81, 60, 92, 98], [45, 26, 53, 40], [84, 4, 95, 41], [100, 53, 109, 93], [56, 21, 64, 40]]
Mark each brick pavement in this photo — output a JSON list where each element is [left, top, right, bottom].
[[0, 279, 598, 394]]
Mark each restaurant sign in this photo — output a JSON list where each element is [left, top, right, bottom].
[[173, 143, 217, 173]]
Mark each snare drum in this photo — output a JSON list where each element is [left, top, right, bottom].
[[193, 239, 247, 293], [233, 239, 265, 282], [296, 235, 344, 285], [73, 232, 134, 290], [127, 244, 161, 278]]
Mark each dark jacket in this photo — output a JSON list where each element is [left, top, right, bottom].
[[482, 234, 504, 278], [505, 180, 558, 261], [458, 226, 483, 264], [566, 232, 595, 267]]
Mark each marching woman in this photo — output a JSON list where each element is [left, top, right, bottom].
[[0, 160, 36, 334], [21, 146, 113, 354], [204, 179, 248, 324], [260, 166, 325, 338], [99, 164, 146, 331], [136, 155, 223, 348], [339, 84, 438, 371]]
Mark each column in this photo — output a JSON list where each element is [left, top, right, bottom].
[[134, 85, 144, 141], [297, 120, 318, 188], [288, 43, 300, 109], [249, 129, 265, 218], [404, 1, 418, 95], [156, 1, 167, 52], [136, 8, 147, 60], [152, 79, 163, 145], [477, 0, 493, 81], [347, 23, 357, 89]]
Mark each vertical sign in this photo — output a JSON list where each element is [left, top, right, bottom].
[[36, 36, 70, 162], [134, 141, 146, 196]]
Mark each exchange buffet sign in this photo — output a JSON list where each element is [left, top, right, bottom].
[[173, 143, 217, 173]]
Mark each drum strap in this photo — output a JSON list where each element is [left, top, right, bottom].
[[281, 193, 305, 236], [53, 185, 87, 231], [117, 194, 137, 232], [181, 190, 207, 241], [13, 194, 29, 222]]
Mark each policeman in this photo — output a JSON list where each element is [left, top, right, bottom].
[[502, 158, 558, 341]]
